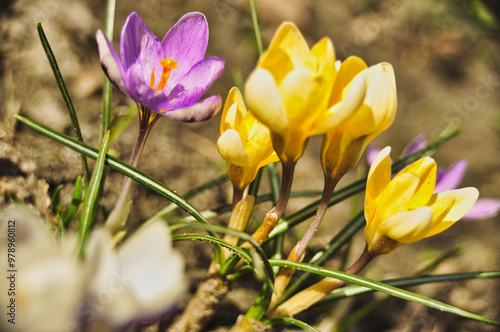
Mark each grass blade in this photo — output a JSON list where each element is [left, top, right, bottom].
[[77, 131, 110, 257], [264, 317, 321, 331], [100, 0, 116, 138], [37, 22, 89, 185], [249, 0, 263, 55], [317, 271, 500, 304], [15, 115, 218, 239], [63, 175, 84, 225], [270, 259, 500, 326]]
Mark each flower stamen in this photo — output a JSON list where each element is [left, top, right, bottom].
[[149, 58, 178, 92]]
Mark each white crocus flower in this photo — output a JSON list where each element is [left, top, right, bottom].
[[83, 220, 186, 328], [0, 206, 84, 332], [0, 205, 185, 331]]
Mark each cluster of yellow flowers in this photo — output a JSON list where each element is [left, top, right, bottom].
[[217, 22, 478, 317]]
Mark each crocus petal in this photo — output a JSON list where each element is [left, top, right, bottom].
[[162, 95, 222, 122], [329, 56, 367, 105], [377, 207, 433, 244], [220, 87, 245, 133], [397, 157, 436, 209], [217, 129, 251, 167], [310, 73, 367, 134], [463, 198, 500, 219], [374, 173, 420, 222], [96, 30, 127, 94], [367, 145, 382, 165], [259, 22, 310, 70], [365, 146, 392, 222], [124, 63, 167, 110], [401, 134, 427, 158], [434, 159, 468, 193], [425, 187, 479, 237], [117, 221, 185, 319], [279, 67, 324, 129], [120, 12, 161, 70], [162, 12, 209, 84], [245, 68, 288, 134], [161, 56, 225, 110]]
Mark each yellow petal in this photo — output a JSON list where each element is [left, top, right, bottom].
[[279, 67, 325, 129], [329, 56, 367, 105], [345, 63, 397, 139], [374, 172, 420, 222], [245, 68, 288, 134], [310, 72, 367, 135], [260, 22, 310, 69], [377, 207, 433, 244], [244, 124, 276, 166], [220, 87, 246, 134], [217, 129, 251, 167], [425, 187, 479, 237], [365, 146, 392, 222], [307, 37, 336, 84], [396, 157, 437, 209]]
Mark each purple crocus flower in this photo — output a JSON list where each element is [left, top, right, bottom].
[[96, 12, 225, 122], [367, 136, 500, 220], [97, 12, 225, 231]]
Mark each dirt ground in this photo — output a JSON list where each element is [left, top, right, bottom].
[[1, 0, 499, 331]]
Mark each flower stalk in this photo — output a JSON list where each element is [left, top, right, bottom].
[[105, 106, 160, 232], [271, 246, 376, 318]]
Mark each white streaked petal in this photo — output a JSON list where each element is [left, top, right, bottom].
[[245, 68, 288, 134], [96, 30, 127, 94]]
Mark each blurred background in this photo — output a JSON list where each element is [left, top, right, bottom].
[[1, 0, 499, 331]]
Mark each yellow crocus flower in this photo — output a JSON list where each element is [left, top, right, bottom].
[[217, 87, 279, 191], [321, 57, 397, 183], [245, 22, 367, 164], [365, 147, 479, 255]]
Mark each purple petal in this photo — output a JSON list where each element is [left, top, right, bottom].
[[161, 95, 222, 122], [96, 30, 127, 94], [159, 56, 225, 110], [120, 12, 163, 71], [367, 145, 382, 165], [162, 12, 208, 85], [434, 159, 468, 193], [124, 63, 169, 111], [401, 134, 427, 158], [463, 198, 500, 219]]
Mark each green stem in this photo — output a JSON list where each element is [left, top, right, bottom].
[[101, 0, 116, 138], [105, 105, 160, 232], [249, 0, 263, 55]]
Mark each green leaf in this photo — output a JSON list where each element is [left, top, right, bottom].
[[77, 131, 110, 257], [15, 115, 218, 239], [249, 0, 263, 55], [37, 22, 89, 185], [171, 222, 274, 284], [100, 0, 116, 139], [270, 259, 500, 326], [145, 173, 228, 224], [51, 184, 64, 215], [264, 317, 322, 331], [62, 176, 83, 226], [172, 233, 253, 265], [109, 104, 137, 143], [317, 271, 500, 304]]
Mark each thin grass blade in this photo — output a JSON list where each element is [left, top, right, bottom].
[[270, 259, 500, 326], [15, 115, 218, 239], [77, 131, 110, 257], [37, 22, 89, 185]]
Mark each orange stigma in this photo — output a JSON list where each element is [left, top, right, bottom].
[[149, 58, 178, 92]]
